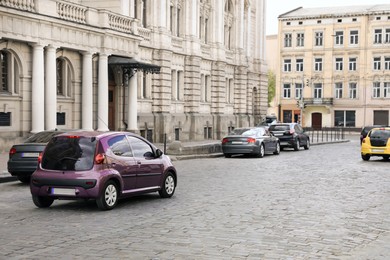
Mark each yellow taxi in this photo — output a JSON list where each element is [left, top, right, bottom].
[[361, 127, 390, 161]]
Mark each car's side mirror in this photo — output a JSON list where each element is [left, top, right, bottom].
[[155, 149, 163, 158]]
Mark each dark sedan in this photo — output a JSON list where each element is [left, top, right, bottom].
[[8, 130, 66, 183], [268, 123, 310, 151], [222, 127, 280, 158]]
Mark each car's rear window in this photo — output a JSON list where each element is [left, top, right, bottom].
[[370, 129, 390, 139], [42, 136, 97, 171], [269, 125, 289, 131], [231, 128, 256, 136]]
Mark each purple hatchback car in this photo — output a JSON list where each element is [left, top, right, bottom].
[[30, 131, 177, 210]]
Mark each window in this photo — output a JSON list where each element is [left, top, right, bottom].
[[334, 110, 356, 127], [56, 58, 72, 97], [335, 57, 343, 71], [373, 82, 381, 98], [335, 31, 344, 45], [315, 32, 323, 46], [224, 0, 234, 49], [385, 57, 390, 70], [335, 83, 343, 99], [204, 126, 212, 139], [385, 29, 390, 43], [1, 50, 19, 94], [373, 57, 381, 70], [314, 83, 323, 99], [283, 59, 292, 72], [108, 135, 132, 157], [349, 57, 357, 71], [374, 29, 382, 44], [283, 83, 291, 98], [171, 70, 183, 101], [175, 128, 180, 141], [349, 83, 357, 99], [297, 33, 304, 47], [295, 83, 302, 99], [128, 136, 153, 158], [199, 3, 210, 44], [314, 58, 323, 71], [384, 82, 390, 98], [56, 112, 66, 125], [350, 30, 358, 44], [138, 71, 149, 99], [170, 0, 182, 36], [226, 78, 234, 104], [296, 58, 303, 72], [284, 33, 292, 47]]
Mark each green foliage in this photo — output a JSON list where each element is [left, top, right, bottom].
[[267, 70, 276, 107]]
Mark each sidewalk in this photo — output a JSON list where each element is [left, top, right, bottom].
[[0, 137, 351, 184]]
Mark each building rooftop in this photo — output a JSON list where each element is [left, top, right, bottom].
[[279, 4, 390, 19]]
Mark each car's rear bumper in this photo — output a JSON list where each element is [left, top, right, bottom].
[[361, 147, 390, 156], [222, 144, 260, 155], [8, 161, 38, 176]]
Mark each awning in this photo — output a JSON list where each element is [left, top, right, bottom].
[[108, 55, 160, 74]]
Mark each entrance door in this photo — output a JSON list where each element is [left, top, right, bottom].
[[312, 113, 322, 130], [108, 85, 116, 130]]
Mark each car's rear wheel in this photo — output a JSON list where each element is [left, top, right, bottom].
[[257, 144, 265, 158], [17, 176, 30, 184], [96, 180, 118, 210], [159, 172, 176, 198], [224, 154, 232, 158], [273, 142, 280, 155], [304, 139, 310, 150], [383, 155, 390, 161], [32, 195, 54, 208], [294, 139, 300, 151], [361, 153, 370, 161]]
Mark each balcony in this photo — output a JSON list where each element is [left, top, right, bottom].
[[303, 98, 333, 106]]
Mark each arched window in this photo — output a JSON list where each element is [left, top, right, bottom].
[[0, 49, 20, 94], [56, 58, 72, 97]]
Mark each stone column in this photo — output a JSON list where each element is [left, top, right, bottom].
[[31, 44, 45, 133], [81, 51, 93, 130], [127, 69, 138, 131], [97, 53, 109, 131], [45, 45, 57, 130]]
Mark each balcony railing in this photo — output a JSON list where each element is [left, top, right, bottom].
[[303, 98, 333, 106]]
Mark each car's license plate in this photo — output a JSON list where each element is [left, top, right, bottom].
[[372, 149, 384, 153], [232, 141, 243, 144], [22, 152, 39, 157], [51, 188, 75, 196]]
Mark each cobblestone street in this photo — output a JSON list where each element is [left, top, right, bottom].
[[0, 137, 389, 259]]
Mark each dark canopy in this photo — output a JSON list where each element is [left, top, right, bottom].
[[108, 55, 160, 74]]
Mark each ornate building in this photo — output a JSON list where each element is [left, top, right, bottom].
[[0, 0, 268, 144], [276, 5, 390, 128]]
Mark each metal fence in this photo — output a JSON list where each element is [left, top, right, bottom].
[[303, 127, 346, 143]]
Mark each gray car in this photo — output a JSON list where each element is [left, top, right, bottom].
[[222, 127, 280, 158]]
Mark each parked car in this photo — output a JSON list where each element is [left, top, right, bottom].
[[30, 131, 177, 210], [222, 127, 280, 158], [8, 130, 66, 183], [268, 123, 310, 151], [361, 127, 390, 161], [360, 125, 387, 144]]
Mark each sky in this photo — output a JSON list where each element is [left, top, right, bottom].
[[266, 0, 390, 35]]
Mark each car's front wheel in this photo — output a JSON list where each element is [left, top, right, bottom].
[[97, 180, 118, 210], [159, 172, 176, 198], [32, 195, 54, 208], [361, 153, 370, 161], [224, 154, 232, 158], [273, 142, 280, 155]]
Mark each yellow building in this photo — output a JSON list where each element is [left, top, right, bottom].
[[276, 5, 390, 129]]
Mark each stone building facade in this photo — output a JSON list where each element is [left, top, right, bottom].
[[0, 0, 268, 143], [276, 5, 390, 128]]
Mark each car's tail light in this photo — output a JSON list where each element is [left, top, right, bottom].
[[247, 138, 256, 143], [289, 129, 295, 134], [9, 147, 16, 158], [95, 153, 105, 164], [222, 138, 229, 144], [362, 138, 366, 144], [67, 135, 80, 139], [37, 152, 43, 163]]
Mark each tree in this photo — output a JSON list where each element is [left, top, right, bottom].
[[267, 70, 276, 107]]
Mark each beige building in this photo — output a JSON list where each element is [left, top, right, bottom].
[[276, 5, 390, 129], [0, 0, 268, 144]]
